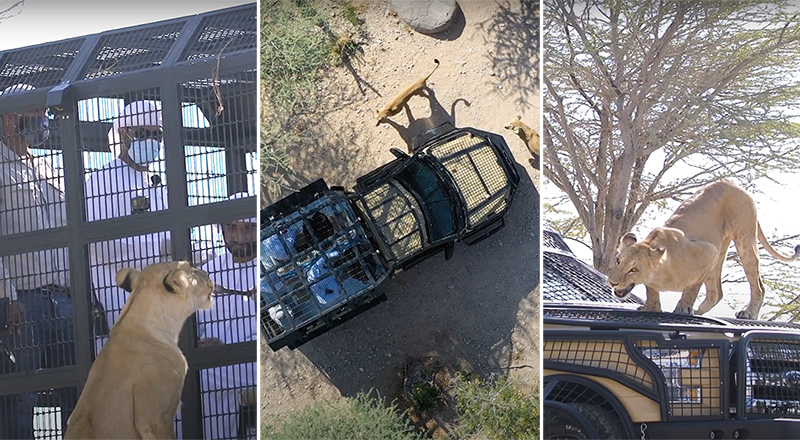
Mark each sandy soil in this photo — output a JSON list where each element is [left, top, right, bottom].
[[260, 0, 541, 428]]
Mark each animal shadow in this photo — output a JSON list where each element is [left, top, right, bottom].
[[381, 87, 471, 153]]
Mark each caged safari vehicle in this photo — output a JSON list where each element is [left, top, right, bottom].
[[260, 122, 521, 351], [542, 226, 800, 440]]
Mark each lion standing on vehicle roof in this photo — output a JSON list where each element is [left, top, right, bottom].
[[607, 180, 800, 320], [64, 261, 215, 440]]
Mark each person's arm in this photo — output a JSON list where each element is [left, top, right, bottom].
[[0, 259, 16, 301]]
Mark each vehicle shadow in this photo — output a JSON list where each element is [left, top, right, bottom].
[[296, 163, 540, 400]]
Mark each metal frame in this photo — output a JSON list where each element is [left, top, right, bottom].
[[0, 4, 257, 439], [544, 374, 639, 440], [544, 329, 731, 423], [736, 331, 800, 420]]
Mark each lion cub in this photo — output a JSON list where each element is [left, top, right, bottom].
[[376, 59, 440, 126], [504, 115, 540, 159], [64, 261, 214, 440]]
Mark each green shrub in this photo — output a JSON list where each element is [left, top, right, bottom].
[[453, 374, 540, 440], [263, 390, 423, 440], [260, 0, 334, 112]]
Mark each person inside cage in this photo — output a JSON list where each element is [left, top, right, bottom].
[[194, 192, 258, 440], [0, 83, 76, 439], [84, 100, 214, 355]]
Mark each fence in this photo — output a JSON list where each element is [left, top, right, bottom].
[[0, 4, 257, 439]]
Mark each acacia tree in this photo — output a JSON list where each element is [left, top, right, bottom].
[[0, 1, 24, 21], [544, 0, 800, 273]]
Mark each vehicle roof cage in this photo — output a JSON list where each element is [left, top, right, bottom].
[[260, 184, 391, 350], [0, 5, 257, 439], [543, 227, 644, 307]]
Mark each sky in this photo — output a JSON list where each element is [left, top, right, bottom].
[[0, 0, 254, 51]]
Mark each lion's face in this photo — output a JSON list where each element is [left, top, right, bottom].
[[504, 116, 523, 134], [116, 261, 215, 312], [607, 233, 663, 298]]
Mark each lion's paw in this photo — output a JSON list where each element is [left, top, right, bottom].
[[736, 310, 755, 320], [637, 304, 662, 313], [673, 304, 695, 316]]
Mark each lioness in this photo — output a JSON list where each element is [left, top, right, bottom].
[[376, 59, 440, 126], [64, 261, 214, 440], [607, 180, 800, 320], [504, 115, 540, 158]]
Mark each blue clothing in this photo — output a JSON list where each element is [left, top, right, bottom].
[[1, 287, 76, 439]]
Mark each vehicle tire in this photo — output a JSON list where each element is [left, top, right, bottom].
[[567, 403, 626, 440], [543, 403, 595, 440]]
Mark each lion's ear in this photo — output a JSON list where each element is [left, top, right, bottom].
[[621, 233, 637, 248], [163, 267, 191, 294], [116, 268, 140, 293], [649, 246, 666, 259]]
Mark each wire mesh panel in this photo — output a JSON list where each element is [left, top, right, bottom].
[[0, 39, 85, 89], [261, 193, 391, 347], [743, 337, 800, 417], [354, 182, 425, 262], [0, 386, 79, 440], [543, 227, 574, 253], [86, 232, 171, 354], [637, 342, 723, 418], [544, 338, 655, 390], [0, 87, 78, 437], [544, 250, 644, 306], [180, 70, 257, 207], [0, 4, 256, 438], [199, 362, 257, 440], [81, 23, 186, 80], [425, 132, 511, 228], [181, 7, 258, 62]]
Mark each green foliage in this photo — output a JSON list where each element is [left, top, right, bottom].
[[410, 381, 441, 413], [343, 1, 360, 26], [453, 374, 540, 440], [263, 391, 423, 440], [259, 0, 364, 202], [544, 0, 800, 272], [260, 0, 335, 113]]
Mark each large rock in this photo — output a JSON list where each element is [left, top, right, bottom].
[[391, 0, 458, 35]]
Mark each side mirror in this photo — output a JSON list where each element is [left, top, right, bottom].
[[390, 148, 408, 159]]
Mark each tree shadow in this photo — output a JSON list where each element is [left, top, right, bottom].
[[296, 164, 540, 402], [480, 0, 540, 110], [380, 87, 472, 153]]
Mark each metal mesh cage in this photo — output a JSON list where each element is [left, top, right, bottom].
[[743, 338, 800, 417], [543, 227, 574, 253], [260, 194, 390, 343], [81, 23, 185, 80], [0, 39, 85, 89], [199, 362, 257, 440], [180, 70, 257, 207], [0, 386, 78, 439], [426, 132, 511, 228], [356, 182, 425, 262], [1, 4, 256, 438], [181, 8, 258, 62], [544, 250, 644, 306], [544, 338, 655, 390], [637, 341, 723, 418]]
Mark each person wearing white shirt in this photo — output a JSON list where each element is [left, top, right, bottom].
[[0, 84, 75, 439], [84, 100, 171, 355], [196, 192, 257, 440]]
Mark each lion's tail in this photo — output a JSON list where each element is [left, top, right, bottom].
[[757, 221, 800, 262]]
